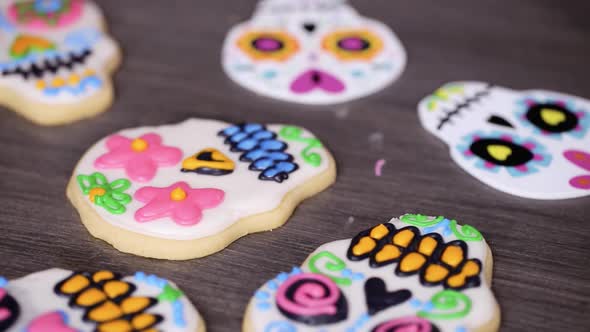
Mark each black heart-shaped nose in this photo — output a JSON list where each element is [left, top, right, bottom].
[[303, 23, 316, 33]]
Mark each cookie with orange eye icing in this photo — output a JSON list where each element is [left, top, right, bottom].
[[222, 0, 406, 105], [243, 214, 500, 332], [0, 0, 121, 125], [0, 268, 205, 332], [67, 118, 336, 260]]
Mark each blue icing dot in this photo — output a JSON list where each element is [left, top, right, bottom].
[[341, 269, 352, 277], [134, 271, 146, 281], [456, 327, 467, 332], [276, 272, 289, 282], [290, 267, 301, 275], [267, 280, 279, 291], [256, 302, 271, 311], [263, 70, 277, 79], [409, 299, 422, 308], [255, 290, 270, 300], [0, 277, 7, 288]]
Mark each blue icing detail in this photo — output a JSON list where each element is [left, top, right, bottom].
[[345, 313, 370, 332], [264, 321, 297, 332], [409, 298, 422, 308], [34, 0, 63, 13], [276, 272, 289, 282], [219, 123, 298, 183], [263, 70, 277, 79], [456, 327, 467, 332], [423, 218, 453, 236], [256, 302, 272, 311], [65, 28, 102, 51], [0, 13, 15, 32], [43, 76, 103, 96], [255, 290, 270, 300], [290, 267, 302, 275], [267, 280, 279, 291], [172, 300, 187, 327], [0, 277, 7, 288]]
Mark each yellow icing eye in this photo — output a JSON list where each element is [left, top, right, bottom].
[[237, 31, 299, 61], [486, 145, 512, 162], [322, 29, 383, 61]]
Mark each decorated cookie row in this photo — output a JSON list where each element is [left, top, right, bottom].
[[0, 214, 499, 332]]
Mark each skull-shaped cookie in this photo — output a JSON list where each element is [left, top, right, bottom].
[[418, 82, 590, 200], [67, 118, 336, 260], [0, 0, 120, 125], [222, 0, 406, 105], [244, 214, 500, 332], [0, 269, 205, 332]]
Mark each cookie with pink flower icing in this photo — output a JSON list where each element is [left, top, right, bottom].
[[0, 0, 121, 125], [67, 118, 336, 260], [243, 214, 500, 332], [0, 268, 205, 332]]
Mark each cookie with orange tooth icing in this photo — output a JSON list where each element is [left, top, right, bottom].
[[0, 268, 205, 332], [0, 0, 121, 125], [243, 214, 500, 332], [67, 118, 336, 260]]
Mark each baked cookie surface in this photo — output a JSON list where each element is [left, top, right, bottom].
[[0, 0, 120, 125], [0, 268, 205, 332], [244, 214, 500, 332], [68, 118, 336, 259]]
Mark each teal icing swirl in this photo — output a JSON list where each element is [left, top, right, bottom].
[[450, 220, 483, 242], [417, 290, 472, 320], [279, 126, 323, 167], [400, 214, 445, 227], [307, 251, 351, 286]]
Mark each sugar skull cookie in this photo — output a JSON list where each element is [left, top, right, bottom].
[[222, 0, 406, 105], [418, 82, 590, 200], [0, 268, 205, 332], [0, 0, 120, 125], [67, 118, 336, 260], [244, 214, 500, 332]]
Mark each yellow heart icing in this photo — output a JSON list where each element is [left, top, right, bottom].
[[540, 108, 566, 126], [487, 145, 512, 161]]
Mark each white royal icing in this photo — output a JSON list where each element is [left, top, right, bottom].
[[0, 268, 201, 332], [72, 118, 331, 240], [0, 0, 118, 103], [248, 215, 499, 332]]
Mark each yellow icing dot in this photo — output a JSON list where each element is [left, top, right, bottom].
[[170, 187, 187, 201], [35, 80, 45, 90], [84, 69, 96, 76], [418, 236, 438, 257], [51, 77, 66, 87], [97, 320, 132, 332], [369, 224, 389, 240], [441, 245, 464, 268], [423, 263, 450, 283], [399, 252, 427, 273], [92, 270, 115, 283], [352, 237, 376, 256], [68, 73, 81, 85], [87, 301, 123, 322], [103, 280, 131, 299], [60, 274, 90, 294], [374, 244, 401, 263], [132, 313, 159, 330], [75, 288, 107, 307], [392, 229, 415, 248], [121, 297, 152, 315], [89, 188, 107, 203], [131, 138, 149, 152]]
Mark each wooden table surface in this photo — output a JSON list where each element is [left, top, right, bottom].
[[1, 1, 589, 331]]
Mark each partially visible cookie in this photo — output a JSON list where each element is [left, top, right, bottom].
[[67, 118, 336, 260], [0, 268, 204, 331], [0, 0, 121, 125], [244, 214, 500, 332]]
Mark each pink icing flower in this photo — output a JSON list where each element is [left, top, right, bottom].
[[564, 150, 590, 189], [134, 181, 224, 226], [94, 133, 182, 182], [27, 311, 76, 332]]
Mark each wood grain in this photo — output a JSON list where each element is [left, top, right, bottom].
[[0, 0, 589, 331]]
